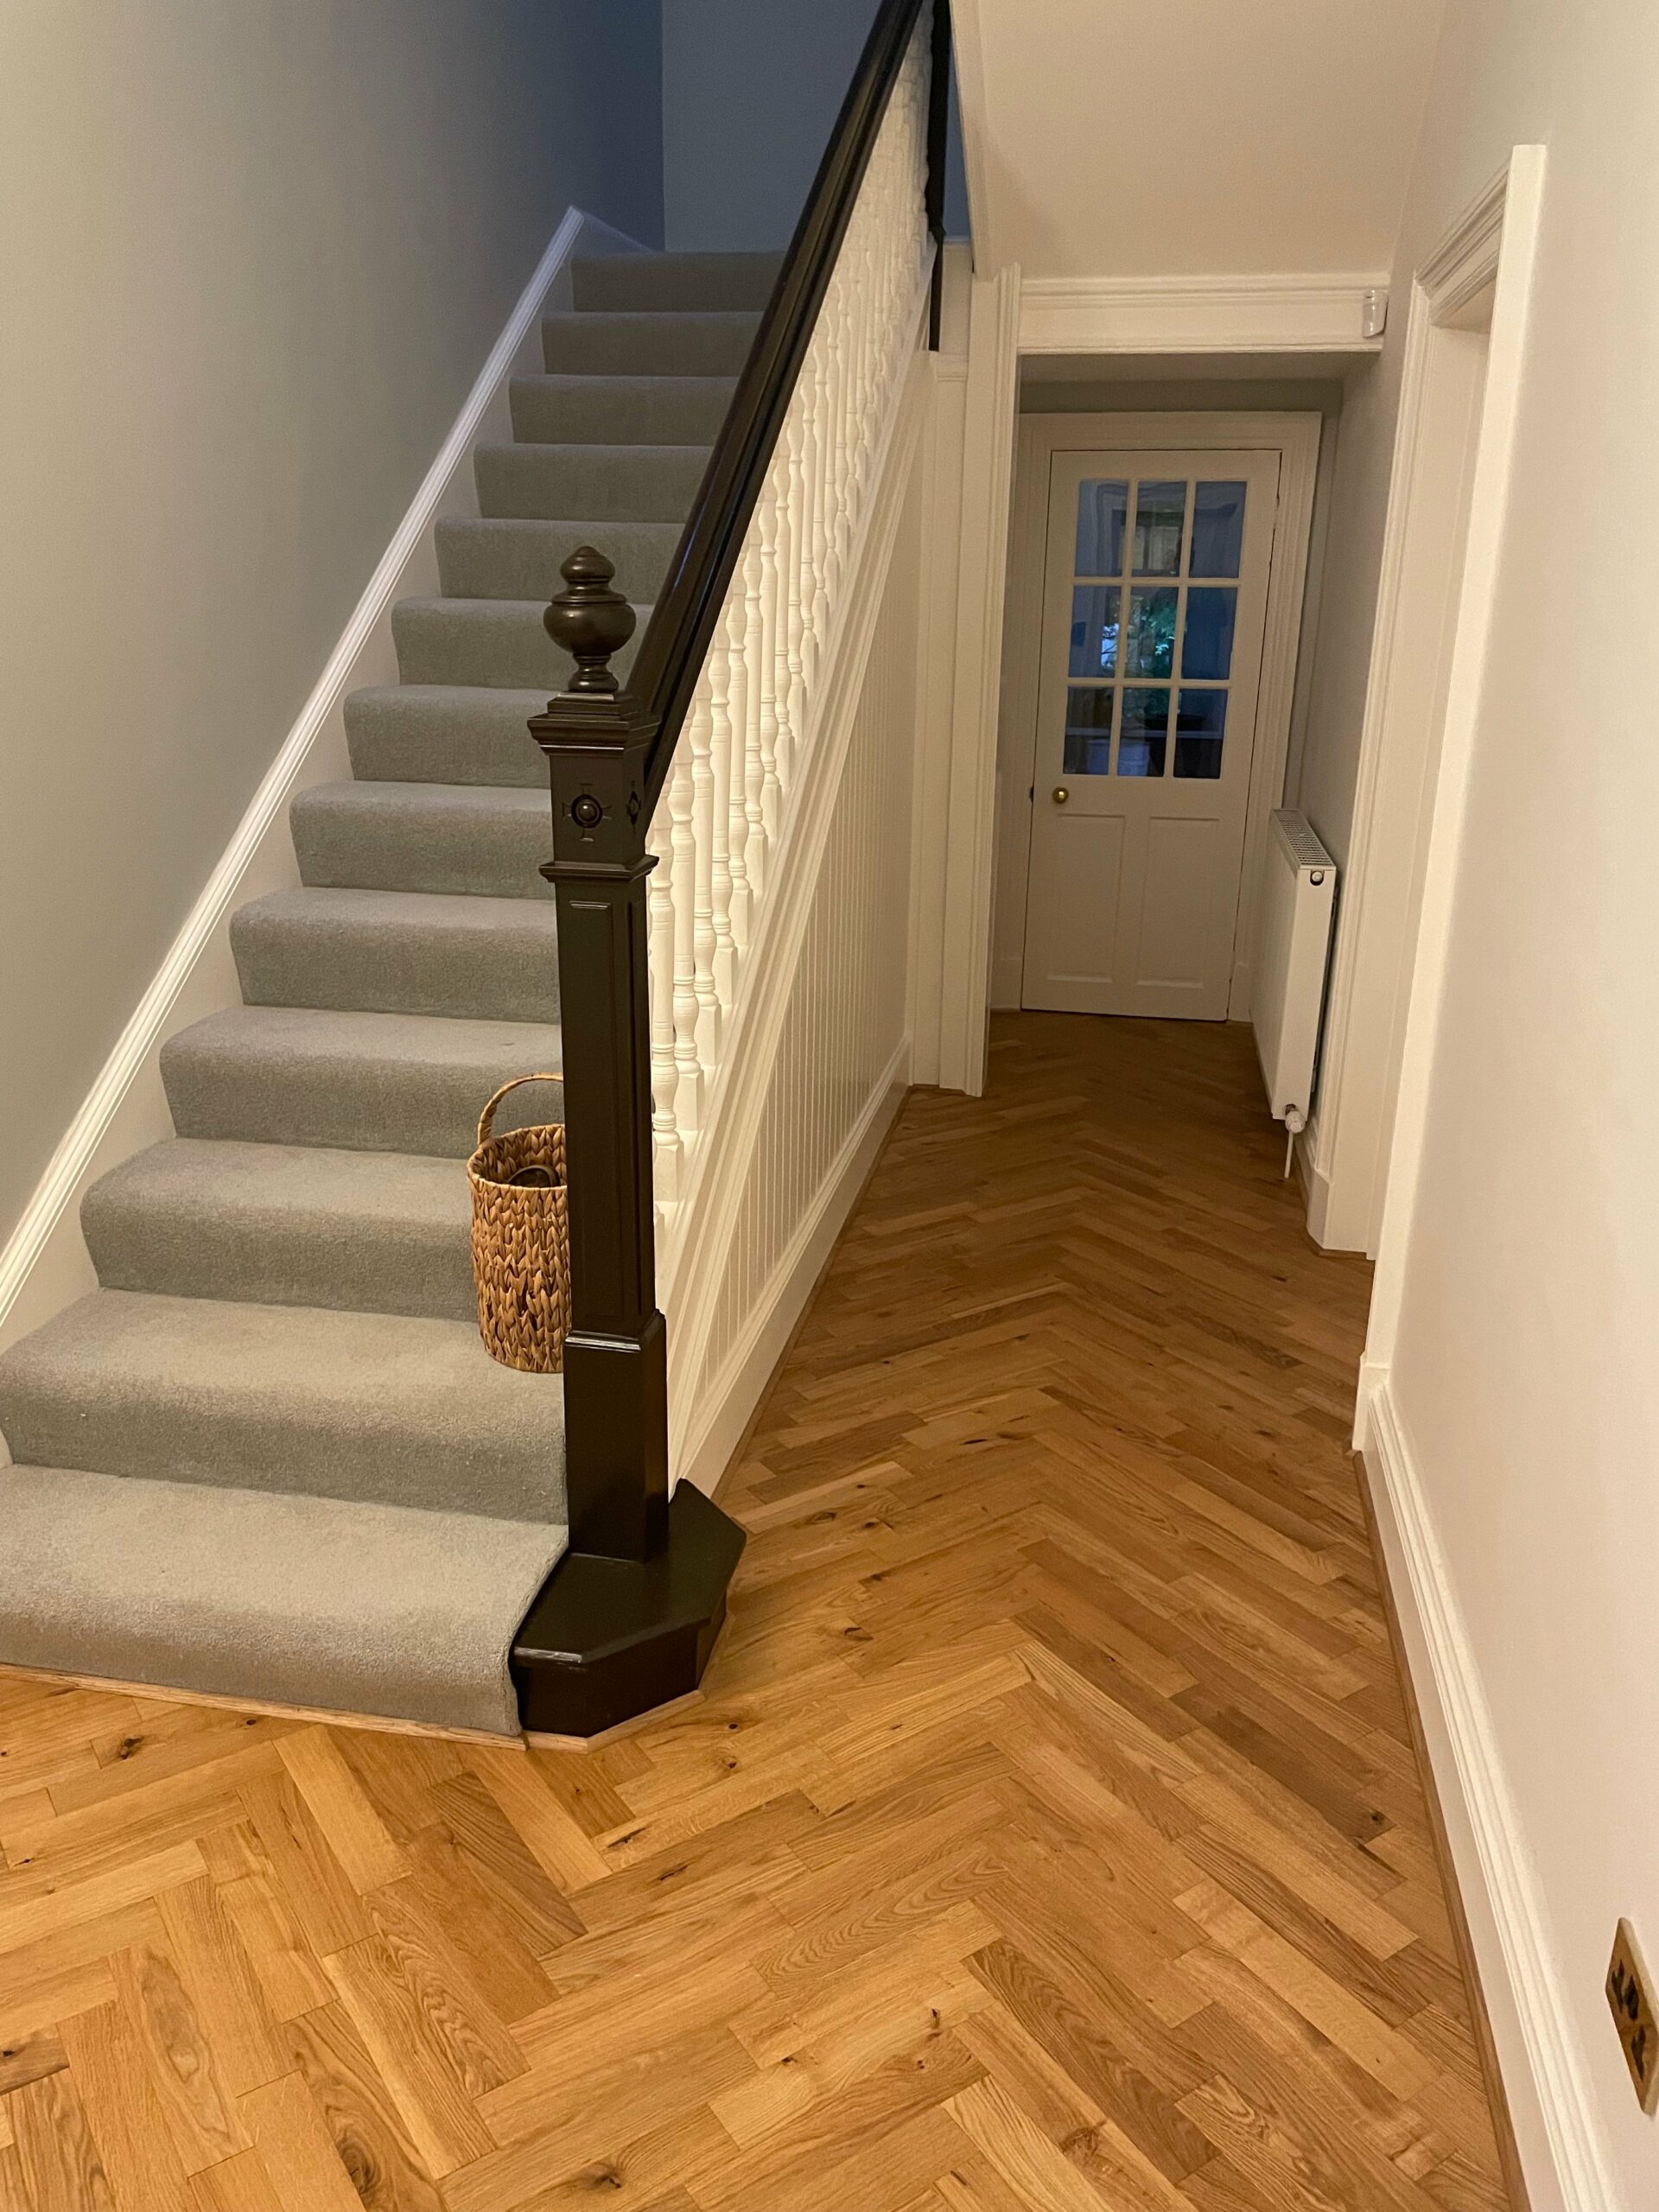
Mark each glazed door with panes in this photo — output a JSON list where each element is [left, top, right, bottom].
[[1021, 450, 1280, 1017]]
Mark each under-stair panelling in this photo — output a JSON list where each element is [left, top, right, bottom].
[[0, 246, 768, 1736]]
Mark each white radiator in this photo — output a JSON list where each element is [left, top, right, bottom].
[[1253, 809, 1337, 1135]]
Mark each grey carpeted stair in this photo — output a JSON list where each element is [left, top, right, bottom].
[[474, 442, 710, 518], [345, 688, 550, 787], [542, 309, 762, 377], [85, 1140, 474, 1319], [0, 1292, 565, 1522], [391, 595, 653, 689], [512, 375, 736, 446], [571, 250, 779, 312], [0, 249, 743, 1736], [232, 888, 560, 1021], [292, 781, 551, 898], [162, 1006, 563, 1154], [0, 1467, 560, 1734], [435, 517, 679, 603]]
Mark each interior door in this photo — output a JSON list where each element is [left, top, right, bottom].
[[1020, 449, 1281, 1018]]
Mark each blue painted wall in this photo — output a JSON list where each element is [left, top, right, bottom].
[[660, 0, 968, 252]]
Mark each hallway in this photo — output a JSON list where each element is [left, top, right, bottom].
[[0, 1015, 1511, 2212]]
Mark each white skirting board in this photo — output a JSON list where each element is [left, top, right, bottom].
[[1360, 1377, 1623, 2212], [0, 207, 638, 1370]]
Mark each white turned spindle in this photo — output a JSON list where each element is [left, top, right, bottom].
[[748, 512, 777, 893], [710, 599, 740, 1011], [667, 747, 702, 1133], [646, 811, 681, 1201], [645, 13, 933, 1235]]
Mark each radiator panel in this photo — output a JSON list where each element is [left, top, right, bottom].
[[1253, 809, 1337, 1125]]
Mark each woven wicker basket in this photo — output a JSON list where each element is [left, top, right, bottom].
[[467, 1075, 570, 1374]]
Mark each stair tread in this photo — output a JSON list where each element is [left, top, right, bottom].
[[0, 1290, 567, 1522], [0, 1463, 563, 1735]]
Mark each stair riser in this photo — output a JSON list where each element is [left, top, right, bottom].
[[511, 376, 735, 447], [162, 1025, 564, 1158], [391, 600, 647, 690], [570, 253, 781, 313], [292, 786, 554, 899], [542, 314, 760, 378], [344, 690, 548, 789], [0, 1357, 563, 1522], [231, 902, 560, 1024], [435, 518, 677, 605], [474, 444, 709, 524], [0, 1465, 562, 1736], [85, 1193, 474, 1322]]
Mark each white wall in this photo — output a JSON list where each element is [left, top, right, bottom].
[[661, 0, 969, 252], [954, 0, 1445, 279], [663, 0, 881, 251], [1305, 2, 1659, 2201], [0, 0, 662, 1247]]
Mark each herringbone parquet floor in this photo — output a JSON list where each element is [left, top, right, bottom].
[[0, 1014, 1513, 2212]]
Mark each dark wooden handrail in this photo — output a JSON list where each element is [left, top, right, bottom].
[[524, 0, 950, 1592]]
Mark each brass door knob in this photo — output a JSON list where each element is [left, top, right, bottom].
[[1052, 785, 1070, 805]]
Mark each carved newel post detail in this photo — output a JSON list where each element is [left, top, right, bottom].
[[542, 546, 637, 696]]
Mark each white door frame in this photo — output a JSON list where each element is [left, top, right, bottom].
[[991, 411, 1323, 1020], [1355, 147, 1547, 1405], [1308, 154, 1545, 1259]]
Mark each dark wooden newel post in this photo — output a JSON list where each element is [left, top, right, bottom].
[[509, 550, 744, 1738], [531, 549, 666, 1563]]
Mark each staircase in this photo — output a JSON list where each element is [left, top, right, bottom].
[[0, 252, 778, 1738]]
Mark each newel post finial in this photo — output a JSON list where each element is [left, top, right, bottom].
[[543, 546, 637, 697]]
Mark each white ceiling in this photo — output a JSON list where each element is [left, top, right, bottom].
[[953, 0, 1446, 280]]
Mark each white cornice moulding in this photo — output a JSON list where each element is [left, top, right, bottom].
[[1018, 273, 1389, 355]]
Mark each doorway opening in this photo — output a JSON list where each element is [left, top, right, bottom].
[[992, 406, 1327, 1025]]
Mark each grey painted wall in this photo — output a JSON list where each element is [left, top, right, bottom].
[[0, 0, 662, 1247], [662, 0, 968, 251]]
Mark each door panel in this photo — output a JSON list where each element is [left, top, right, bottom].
[[1039, 815, 1127, 1000], [1137, 815, 1220, 990], [1021, 449, 1280, 1019]]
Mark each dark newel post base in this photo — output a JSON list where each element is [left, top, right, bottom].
[[511, 1484, 746, 1738]]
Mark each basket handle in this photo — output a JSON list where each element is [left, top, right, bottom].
[[476, 1073, 562, 1153]]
